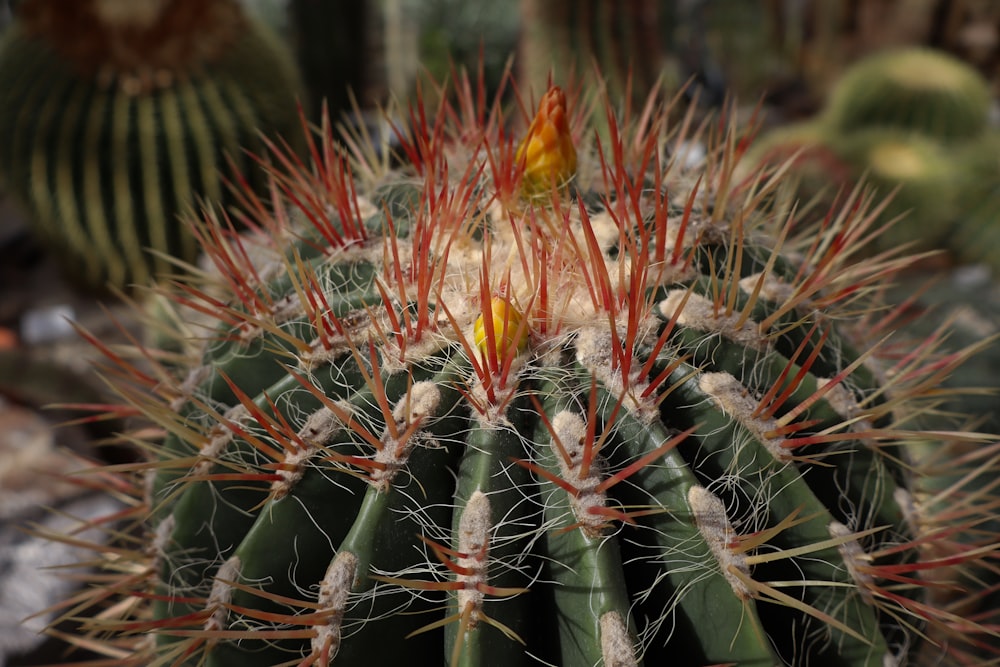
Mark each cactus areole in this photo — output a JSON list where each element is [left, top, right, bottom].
[[60, 76, 1000, 667]]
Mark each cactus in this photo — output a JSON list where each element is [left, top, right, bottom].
[[834, 129, 960, 254], [416, 0, 520, 104], [823, 47, 992, 142], [880, 267, 1000, 654], [745, 46, 996, 257], [739, 124, 962, 256], [519, 0, 670, 106], [951, 132, 1000, 273], [735, 120, 853, 213], [0, 0, 302, 290], [884, 268, 1000, 435], [46, 73, 1000, 667]]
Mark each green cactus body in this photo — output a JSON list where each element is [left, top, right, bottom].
[[824, 47, 992, 142], [55, 79, 1000, 666], [0, 0, 302, 289]]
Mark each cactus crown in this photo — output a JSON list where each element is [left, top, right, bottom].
[[47, 70, 1000, 667]]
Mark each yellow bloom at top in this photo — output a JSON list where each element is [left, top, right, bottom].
[[516, 86, 577, 197]]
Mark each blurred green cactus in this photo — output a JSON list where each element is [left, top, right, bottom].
[[0, 0, 302, 290], [951, 132, 1000, 272], [835, 130, 960, 253], [736, 120, 851, 212], [746, 47, 998, 262], [824, 47, 992, 141]]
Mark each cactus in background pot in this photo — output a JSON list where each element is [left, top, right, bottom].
[[0, 0, 302, 290], [45, 71, 1000, 666]]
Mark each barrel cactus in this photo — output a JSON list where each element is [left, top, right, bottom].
[[0, 0, 302, 289], [834, 129, 960, 253], [745, 47, 996, 260], [49, 75, 1000, 667], [735, 120, 852, 215], [952, 132, 1000, 273], [742, 124, 965, 258], [823, 47, 992, 142]]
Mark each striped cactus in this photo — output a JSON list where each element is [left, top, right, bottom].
[[0, 0, 302, 289], [47, 75, 1000, 666]]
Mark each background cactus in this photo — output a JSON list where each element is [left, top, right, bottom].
[[735, 120, 852, 216], [881, 265, 1000, 657], [822, 47, 992, 141], [834, 129, 960, 253], [0, 0, 302, 290], [744, 46, 999, 262], [47, 74, 1000, 666], [951, 132, 1000, 273]]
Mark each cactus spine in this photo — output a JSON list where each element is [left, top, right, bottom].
[[0, 0, 302, 289], [48, 73, 1000, 666], [951, 132, 1000, 272]]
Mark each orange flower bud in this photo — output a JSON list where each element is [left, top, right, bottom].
[[516, 86, 577, 197]]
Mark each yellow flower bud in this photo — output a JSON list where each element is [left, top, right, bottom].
[[473, 296, 527, 362], [515, 86, 577, 197]]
